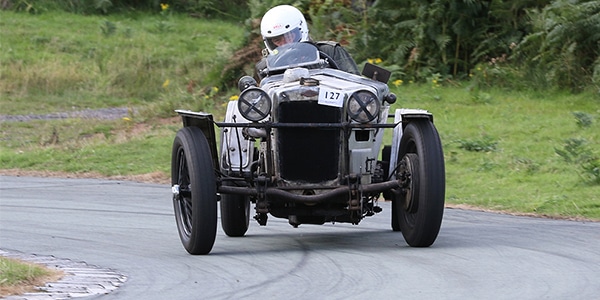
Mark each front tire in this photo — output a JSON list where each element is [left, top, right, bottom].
[[171, 127, 217, 255], [393, 119, 445, 247]]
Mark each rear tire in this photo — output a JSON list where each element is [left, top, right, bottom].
[[391, 198, 401, 231], [220, 182, 250, 237], [171, 127, 217, 255], [392, 119, 445, 247]]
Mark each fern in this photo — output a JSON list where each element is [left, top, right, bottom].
[[518, 0, 599, 91]]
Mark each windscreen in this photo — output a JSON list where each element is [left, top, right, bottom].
[[265, 42, 320, 72]]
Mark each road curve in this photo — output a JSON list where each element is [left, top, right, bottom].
[[1, 176, 599, 299]]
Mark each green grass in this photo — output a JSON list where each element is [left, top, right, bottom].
[[0, 257, 47, 285], [1, 10, 599, 221], [0, 257, 60, 297], [0, 10, 244, 115], [389, 84, 600, 219], [1, 120, 175, 176]]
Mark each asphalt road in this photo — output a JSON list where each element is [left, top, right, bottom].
[[1, 175, 599, 299]]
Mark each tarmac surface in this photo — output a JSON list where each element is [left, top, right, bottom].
[[1, 175, 599, 299]]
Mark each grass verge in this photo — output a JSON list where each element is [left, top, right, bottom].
[[392, 84, 600, 220], [0, 257, 63, 297], [2, 86, 598, 220]]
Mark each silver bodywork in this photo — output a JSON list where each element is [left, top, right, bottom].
[[222, 68, 388, 184]]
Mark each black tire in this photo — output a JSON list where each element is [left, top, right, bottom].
[[171, 127, 217, 255], [391, 198, 401, 232], [220, 182, 250, 237], [393, 119, 445, 247], [384, 146, 402, 232]]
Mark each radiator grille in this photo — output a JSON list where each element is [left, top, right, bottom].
[[277, 101, 341, 182]]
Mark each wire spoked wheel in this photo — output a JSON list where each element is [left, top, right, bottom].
[[171, 127, 217, 255]]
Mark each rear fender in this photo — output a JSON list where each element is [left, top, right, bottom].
[[388, 109, 433, 177]]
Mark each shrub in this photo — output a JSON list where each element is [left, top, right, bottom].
[[513, 0, 600, 92], [457, 135, 498, 152], [572, 111, 594, 128], [555, 138, 600, 185]]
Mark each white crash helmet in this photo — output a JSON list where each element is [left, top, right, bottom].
[[260, 5, 309, 53]]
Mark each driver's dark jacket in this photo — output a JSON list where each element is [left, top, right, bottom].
[[255, 41, 360, 79], [315, 41, 360, 75]]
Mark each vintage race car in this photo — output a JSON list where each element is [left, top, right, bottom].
[[171, 42, 445, 255]]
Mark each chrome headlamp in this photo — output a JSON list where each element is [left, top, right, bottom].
[[347, 90, 380, 123], [237, 88, 272, 122]]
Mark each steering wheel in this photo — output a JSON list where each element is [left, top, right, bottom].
[[319, 51, 340, 70]]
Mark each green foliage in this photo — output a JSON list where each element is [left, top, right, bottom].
[[468, 59, 529, 90], [351, 0, 522, 82], [515, 0, 600, 92], [0, 257, 52, 286], [100, 19, 117, 36], [582, 159, 600, 185], [154, 3, 173, 33], [555, 137, 600, 184], [554, 111, 600, 184], [470, 91, 493, 104], [554, 138, 600, 185], [239, 0, 597, 92], [457, 135, 498, 152], [512, 157, 540, 174], [555, 138, 593, 164], [168, 0, 250, 19], [573, 111, 594, 128], [305, 0, 363, 45], [342, 0, 598, 92], [246, 0, 309, 20]]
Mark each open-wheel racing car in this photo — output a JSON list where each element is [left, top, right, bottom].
[[171, 42, 445, 255]]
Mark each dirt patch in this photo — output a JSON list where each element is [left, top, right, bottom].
[[0, 169, 169, 185], [0, 107, 132, 122]]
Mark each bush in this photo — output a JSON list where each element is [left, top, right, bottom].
[[554, 111, 600, 185], [346, 0, 598, 92], [457, 135, 498, 153], [350, 0, 539, 83], [514, 0, 600, 92]]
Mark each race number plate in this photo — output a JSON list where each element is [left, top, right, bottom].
[[318, 87, 344, 107]]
